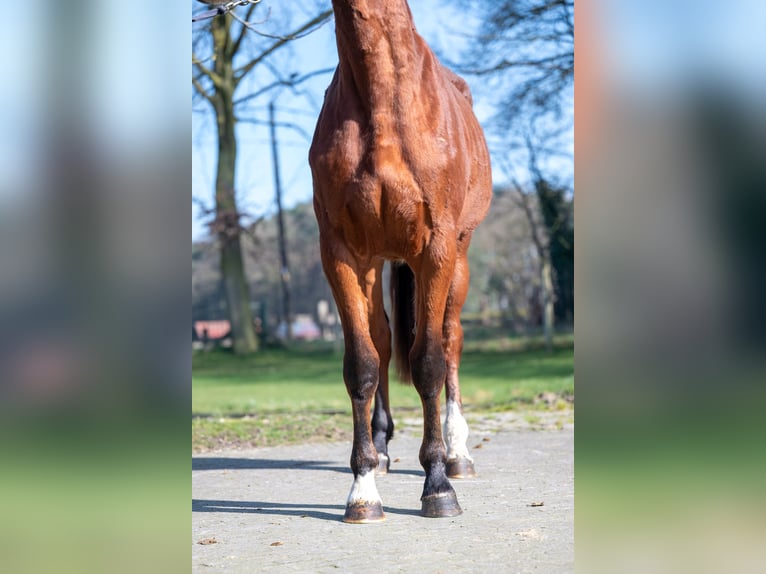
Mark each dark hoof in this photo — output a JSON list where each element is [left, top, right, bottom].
[[343, 501, 386, 524], [421, 491, 462, 518], [375, 454, 390, 476], [446, 457, 477, 479]]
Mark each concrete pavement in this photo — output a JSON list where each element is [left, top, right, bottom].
[[193, 424, 573, 573]]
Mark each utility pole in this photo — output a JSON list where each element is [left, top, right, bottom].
[[269, 101, 292, 342]]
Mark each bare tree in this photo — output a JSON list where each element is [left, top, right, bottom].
[[192, 4, 332, 353], [459, 0, 574, 344], [494, 133, 573, 350], [511, 180, 555, 351], [459, 0, 573, 131], [457, 0, 574, 184]]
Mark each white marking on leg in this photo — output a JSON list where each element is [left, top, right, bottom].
[[377, 453, 389, 467], [346, 471, 382, 506], [444, 399, 473, 462]]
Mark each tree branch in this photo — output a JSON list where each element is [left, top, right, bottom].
[[459, 52, 573, 77], [234, 9, 333, 87], [513, 180, 547, 256], [234, 67, 335, 107], [232, 3, 260, 55], [192, 75, 215, 106], [193, 51, 223, 88], [236, 116, 313, 142], [231, 7, 328, 41]]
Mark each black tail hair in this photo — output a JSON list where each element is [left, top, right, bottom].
[[390, 261, 416, 384]]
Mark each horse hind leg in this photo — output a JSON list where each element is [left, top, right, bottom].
[[442, 251, 477, 478], [372, 384, 393, 475], [370, 263, 394, 475]]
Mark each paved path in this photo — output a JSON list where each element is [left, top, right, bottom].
[[193, 426, 573, 573]]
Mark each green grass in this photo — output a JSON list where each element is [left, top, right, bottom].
[[192, 412, 353, 451], [192, 336, 573, 450], [193, 349, 351, 415]]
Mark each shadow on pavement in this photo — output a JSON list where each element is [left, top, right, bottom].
[[192, 499, 422, 522], [192, 457, 423, 477], [192, 457, 349, 473]]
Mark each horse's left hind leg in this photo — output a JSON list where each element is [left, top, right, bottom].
[[372, 385, 393, 474], [370, 263, 394, 475], [443, 249, 477, 478]]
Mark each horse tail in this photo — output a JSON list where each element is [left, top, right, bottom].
[[390, 261, 416, 384]]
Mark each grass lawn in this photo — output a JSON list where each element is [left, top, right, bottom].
[[193, 334, 573, 451]]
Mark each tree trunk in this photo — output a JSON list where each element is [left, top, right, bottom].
[[516, 181, 555, 352], [194, 10, 335, 353], [216, 115, 258, 354], [540, 254, 555, 352], [213, 15, 258, 354], [269, 102, 292, 342]]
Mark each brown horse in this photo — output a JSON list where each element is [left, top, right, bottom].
[[309, 0, 492, 523]]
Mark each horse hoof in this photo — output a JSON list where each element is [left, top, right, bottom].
[[343, 502, 386, 524], [421, 491, 463, 518], [375, 454, 390, 475], [446, 458, 477, 479]]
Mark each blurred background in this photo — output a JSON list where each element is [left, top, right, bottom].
[[578, 1, 766, 572], [0, 2, 189, 574]]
